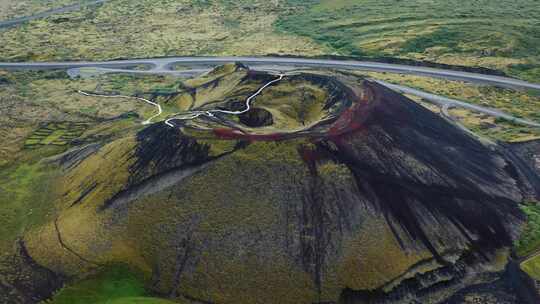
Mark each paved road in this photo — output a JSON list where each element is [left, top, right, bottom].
[[2, 56, 540, 91], [374, 80, 540, 128], [66, 67, 213, 78], [0, 0, 109, 29], [2, 56, 539, 127]]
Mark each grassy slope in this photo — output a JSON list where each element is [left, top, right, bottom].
[[13, 69, 440, 303], [516, 203, 540, 281], [276, 0, 540, 82], [48, 264, 178, 304], [522, 255, 540, 281], [29, 136, 432, 303], [0, 70, 198, 303], [0, 157, 59, 251], [515, 203, 540, 258]]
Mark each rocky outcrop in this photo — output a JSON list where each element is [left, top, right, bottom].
[[315, 81, 533, 259], [507, 140, 540, 193], [239, 108, 274, 127], [0, 240, 65, 304]]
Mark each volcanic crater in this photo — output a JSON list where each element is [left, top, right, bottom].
[[15, 64, 540, 304]]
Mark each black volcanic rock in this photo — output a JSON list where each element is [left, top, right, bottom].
[[315, 81, 534, 260], [0, 241, 65, 304], [507, 140, 540, 197], [130, 123, 212, 184], [239, 108, 274, 127]]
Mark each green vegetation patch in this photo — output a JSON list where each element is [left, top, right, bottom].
[[95, 74, 185, 97], [463, 117, 540, 143], [0, 0, 325, 63], [400, 27, 462, 53], [0, 161, 58, 251], [515, 202, 540, 258], [521, 255, 540, 281], [275, 1, 364, 57], [508, 64, 540, 85], [48, 264, 176, 304]]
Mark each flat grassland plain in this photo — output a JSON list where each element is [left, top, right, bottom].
[[1, 0, 539, 83], [276, 0, 540, 83], [0, 0, 83, 20]]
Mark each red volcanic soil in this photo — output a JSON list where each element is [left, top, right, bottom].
[[326, 82, 374, 139], [213, 128, 287, 141]]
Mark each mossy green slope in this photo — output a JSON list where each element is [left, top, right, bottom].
[[47, 265, 177, 304], [515, 203, 540, 258], [25, 135, 439, 303], [15, 69, 437, 301]]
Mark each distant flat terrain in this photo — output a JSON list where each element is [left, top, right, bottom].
[[0, 0, 74, 21], [277, 0, 540, 82], [0, 0, 539, 82]]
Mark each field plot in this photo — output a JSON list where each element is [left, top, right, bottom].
[[24, 121, 87, 148], [516, 203, 540, 281]]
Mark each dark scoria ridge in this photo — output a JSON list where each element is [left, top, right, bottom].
[[314, 80, 536, 259], [301, 80, 540, 302]]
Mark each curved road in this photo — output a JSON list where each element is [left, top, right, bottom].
[[1, 56, 540, 91], [0, 0, 109, 29], [1, 56, 539, 127]]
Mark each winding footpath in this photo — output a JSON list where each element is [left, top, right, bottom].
[[164, 74, 284, 127], [2, 56, 540, 127], [77, 90, 162, 125], [77, 74, 284, 127]]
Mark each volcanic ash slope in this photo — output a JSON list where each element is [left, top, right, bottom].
[[23, 71, 540, 304]]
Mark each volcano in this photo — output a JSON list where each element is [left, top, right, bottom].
[[11, 68, 540, 304]]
